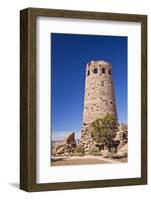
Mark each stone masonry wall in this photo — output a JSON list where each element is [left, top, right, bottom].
[[80, 60, 117, 152]]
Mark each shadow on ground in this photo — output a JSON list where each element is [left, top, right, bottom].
[[9, 183, 19, 189]]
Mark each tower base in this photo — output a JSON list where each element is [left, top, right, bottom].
[[79, 124, 95, 153]]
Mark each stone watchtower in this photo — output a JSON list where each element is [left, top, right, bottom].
[[80, 60, 117, 152]]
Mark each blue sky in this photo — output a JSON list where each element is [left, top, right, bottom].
[[51, 33, 127, 140]]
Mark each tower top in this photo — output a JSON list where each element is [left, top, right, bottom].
[[87, 60, 112, 69]]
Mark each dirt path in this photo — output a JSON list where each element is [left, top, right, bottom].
[[51, 155, 127, 166]]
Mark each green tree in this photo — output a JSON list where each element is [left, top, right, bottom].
[[91, 114, 118, 150], [74, 146, 85, 156]]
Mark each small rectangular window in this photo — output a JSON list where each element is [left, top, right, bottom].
[[94, 68, 97, 74], [87, 70, 90, 76], [102, 68, 105, 73]]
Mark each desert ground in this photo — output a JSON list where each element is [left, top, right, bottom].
[[51, 155, 127, 166]]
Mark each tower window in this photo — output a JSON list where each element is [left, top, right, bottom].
[[94, 68, 98, 74], [101, 81, 104, 86], [87, 70, 90, 76], [102, 68, 105, 73], [109, 69, 111, 75]]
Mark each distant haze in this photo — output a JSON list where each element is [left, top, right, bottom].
[[52, 131, 81, 141]]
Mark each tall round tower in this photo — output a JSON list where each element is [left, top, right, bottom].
[[83, 60, 117, 124], [80, 60, 117, 152]]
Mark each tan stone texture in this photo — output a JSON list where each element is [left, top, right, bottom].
[[83, 60, 117, 124], [80, 60, 117, 152]]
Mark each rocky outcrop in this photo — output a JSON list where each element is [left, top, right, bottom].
[[79, 123, 128, 158], [111, 130, 128, 158], [101, 149, 111, 158], [53, 132, 76, 156], [65, 132, 75, 144], [111, 143, 128, 159], [53, 125, 128, 159]]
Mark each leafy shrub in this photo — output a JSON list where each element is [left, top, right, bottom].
[[74, 146, 85, 156], [91, 113, 118, 144], [89, 146, 101, 156]]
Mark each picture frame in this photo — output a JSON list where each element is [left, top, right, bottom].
[[20, 7, 147, 192]]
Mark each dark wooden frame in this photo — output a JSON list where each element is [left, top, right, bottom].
[[20, 7, 147, 192]]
